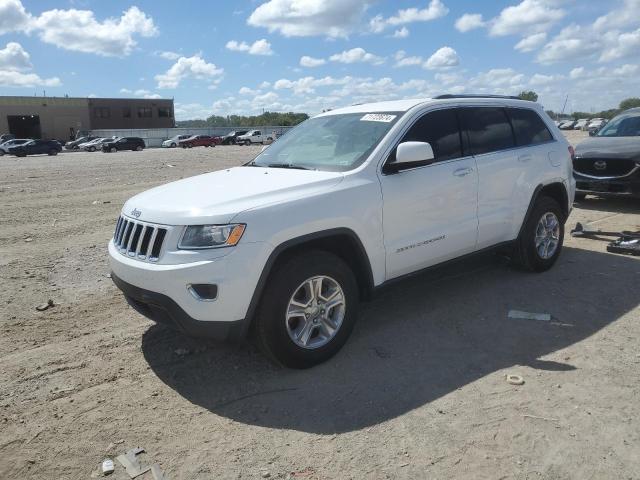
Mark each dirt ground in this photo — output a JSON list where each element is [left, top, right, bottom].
[[1, 136, 640, 480]]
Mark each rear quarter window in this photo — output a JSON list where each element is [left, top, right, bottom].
[[508, 108, 553, 146], [460, 107, 515, 155]]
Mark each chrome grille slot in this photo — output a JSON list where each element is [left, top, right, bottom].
[[112, 215, 168, 262]]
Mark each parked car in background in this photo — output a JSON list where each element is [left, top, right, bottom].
[[558, 120, 576, 130], [162, 135, 191, 148], [587, 118, 607, 135], [573, 108, 640, 199], [109, 95, 574, 368], [81, 138, 110, 152], [573, 119, 590, 130], [236, 129, 273, 145], [8, 139, 62, 157], [0, 133, 15, 143], [65, 136, 97, 150], [102, 137, 145, 152], [0, 138, 31, 155], [179, 135, 221, 148], [220, 130, 249, 145]]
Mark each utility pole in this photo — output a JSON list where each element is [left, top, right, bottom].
[[561, 94, 568, 115]]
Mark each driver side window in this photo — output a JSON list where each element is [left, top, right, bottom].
[[399, 108, 463, 162]]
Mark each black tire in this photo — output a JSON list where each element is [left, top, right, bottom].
[[512, 195, 565, 272], [48, 149, 58, 156], [89, 146, 96, 152], [17, 153, 26, 157], [254, 250, 359, 369], [135, 146, 143, 151], [110, 147, 117, 153], [574, 192, 587, 202], [171, 142, 176, 148], [188, 144, 193, 148]]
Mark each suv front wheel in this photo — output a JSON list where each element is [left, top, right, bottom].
[[512, 195, 565, 272], [254, 250, 359, 368]]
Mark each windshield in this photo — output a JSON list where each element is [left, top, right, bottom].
[[248, 112, 401, 172], [597, 112, 640, 137]]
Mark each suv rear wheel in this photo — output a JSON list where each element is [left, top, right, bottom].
[[254, 250, 359, 368], [512, 195, 565, 272]]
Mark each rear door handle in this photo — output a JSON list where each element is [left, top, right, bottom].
[[453, 167, 473, 177], [518, 154, 533, 163]]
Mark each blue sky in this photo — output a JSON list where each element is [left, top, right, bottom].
[[0, 0, 638, 119]]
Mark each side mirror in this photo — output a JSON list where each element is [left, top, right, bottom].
[[386, 141, 435, 173]]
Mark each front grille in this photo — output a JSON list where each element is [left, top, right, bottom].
[[573, 157, 637, 177], [113, 216, 168, 262]]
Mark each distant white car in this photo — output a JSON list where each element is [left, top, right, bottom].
[[573, 119, 589, 130], [162, 135, 191, 148], [81, 138, 109, 152], [236, 130, 273, 145], [0, 138, 31, 155]]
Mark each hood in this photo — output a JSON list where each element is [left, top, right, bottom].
[[123, 166, 344, 225], [575, 136, 640, 160]]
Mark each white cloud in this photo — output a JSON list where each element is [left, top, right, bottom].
[[455, 13, 485, 33], [300, 55, 326, 67], [247, 0, 371, 38], [600, 28, 640, 62], [239, 86, 261, 95], [425, 46, 459, 69], [369, 0, 448, 33], [329, 47, 385, 65], [274, 75, 352, 95], [569, 67, 585, 79], [0, 0, 32, 35], [174, 102, 212, 121], [0, 41, 60, 87], [514, 32, 547, 52], [529, 73, 561, 86], [225, 39, 274, 56], [119, 88, 162, 99], [157, 51, 180, 61], [393, 46, 459, 70], [155, 55, 223, 89], [536, 24, 600, 64], [489, 0, 565, 37], [32, 6, 158, 56], [0, 42, 32, 71], [392, 27, 409, 38], [611, 63, 639, 76], [593, 0, 640, 32]]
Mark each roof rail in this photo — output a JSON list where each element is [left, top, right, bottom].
[[434, 94, 522, 100]]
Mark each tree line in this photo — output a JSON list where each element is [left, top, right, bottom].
[[177, 111, 309, 128], [517, 91, 640, 120]]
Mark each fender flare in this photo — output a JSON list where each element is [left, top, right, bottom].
[[517, 182, 569, 239], [242, 228, 374, 333]]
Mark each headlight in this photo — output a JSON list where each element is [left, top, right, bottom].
[[178, 224, 246, 249]]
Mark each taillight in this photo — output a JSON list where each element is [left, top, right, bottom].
[[568, 145, 575, 161]]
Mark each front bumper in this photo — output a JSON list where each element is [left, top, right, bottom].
[[112, 273, 246, 341], [108, 239, 271, 340], [574, 172, 640, 197]]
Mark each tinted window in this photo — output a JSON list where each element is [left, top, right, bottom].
[[508, 108, 552, 146], [461, 107, 515, 155], [400, 108, 462, 162]]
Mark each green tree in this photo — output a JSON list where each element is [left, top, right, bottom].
[[176, 111, 309, 128], [517, 90, 538, 102], [619, 98, 640, 111]]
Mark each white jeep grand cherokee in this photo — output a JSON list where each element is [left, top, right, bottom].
[[109, 95, 575, 368]]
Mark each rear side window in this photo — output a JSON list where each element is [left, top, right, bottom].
[[460, 107, 515, 155], [508, 108, 553, 146], [400, 108, 462, 162]]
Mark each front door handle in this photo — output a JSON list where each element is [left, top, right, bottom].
[[453, 167, 473, 177]]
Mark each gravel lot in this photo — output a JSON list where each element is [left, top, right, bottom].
[[1, 136, 640, 479]]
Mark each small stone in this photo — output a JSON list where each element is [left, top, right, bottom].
[[261, 472, 271, 478], [24, 237, 33, 242], [36, 299, 54, 311]]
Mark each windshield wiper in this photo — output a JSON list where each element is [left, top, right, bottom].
[[266, 163, 311, 170]]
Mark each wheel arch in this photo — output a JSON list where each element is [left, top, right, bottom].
[[518, 182, 569, 238], [244, 228, 375, 332]]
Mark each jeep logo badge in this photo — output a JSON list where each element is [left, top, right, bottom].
[[594, 160, 607, 171], [131, 208, 142, 218]]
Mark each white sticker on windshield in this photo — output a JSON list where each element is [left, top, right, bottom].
[[360, 113, 397, 123]]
